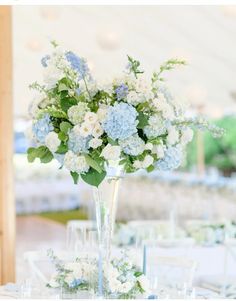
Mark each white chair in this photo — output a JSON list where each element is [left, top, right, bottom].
[[143, 242, 197, 290], [66, 220, 96, 251]]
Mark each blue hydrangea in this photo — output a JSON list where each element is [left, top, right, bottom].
[[68, 278, 84, 289], [53, 153, 65, 165], [32, 114, 53, 143], [66, 51, 89, 79], [156, 145, 183, 171], [144, 115, 169, 138], [115, 84, 129, 100], [103, 102, 138, 140], [68, 129, 90, 153], [119, 134, 145, 156], [41, 55, 50, 67]]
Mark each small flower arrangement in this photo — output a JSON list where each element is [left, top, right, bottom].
[[47, 250, 97, 295], [105, 252, 149, 299], [27, 41, 223, 187]]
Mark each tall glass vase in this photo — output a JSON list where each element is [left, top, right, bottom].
[[93, 165, 123, 262]]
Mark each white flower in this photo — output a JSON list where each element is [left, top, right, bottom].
[[48, 274, 59, 288], [43, 65, 64, 89], [152, 144, 165, 158], [92, 123, 104, 138], [84, 112, 98, 124], [126, 91, 139, 105], [68, 103, 89, 125], [167, 126, 179, 145], [162, 104, 175, 120], [64, 274, 75, 286], [153, 93, 175, 120], [145, 143, 153, 151], [45, 132, 60, 153], [28, 92, 46, 117], [64, 151, 89, 173], [142, 155, 154, 168], [89, 138, 103, 149], [97, 106, 108, 122], [101, 144, 121, 161], [133, 160, 142, 169], [109, 278, 122, 293], [80, 122, 94, 137], [119, 281, 133, 293], [181, 128, 194, 145], [137, 275, 150, 292]]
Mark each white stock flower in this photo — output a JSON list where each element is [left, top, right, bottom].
[[89, 138, 103, 149], [80, 122, 94, 137], [101, 144, 121, 161], [167, 126, 179, 145], [92, 123, 104, 138], [45, 132, 60, 153], [43, 65, 64, 89], [84, 112, 98, 124], [181, 128, 194, 145], [142, 155, 154, 168]]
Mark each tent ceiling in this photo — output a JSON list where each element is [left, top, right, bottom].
[[13, 5, 236, 119]]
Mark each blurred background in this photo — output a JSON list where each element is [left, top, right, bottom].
[[13, 5, 236, 284]]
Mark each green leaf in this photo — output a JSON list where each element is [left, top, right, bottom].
[[58, 131, 67, 142], [56, 143, 68, 154], [58, 83, 69, 92], [27, 147, 37, 163], [137, 112, 149, 129], [81, 168, 106, 187], [146, 165, 155, 173], [70, 171, 79, 184], [60, 97, 77, 112], [107, 137, 118, 145], [84, 154, 103, 173], [60, 121, 72, 134], [134, 271, 143, 277]]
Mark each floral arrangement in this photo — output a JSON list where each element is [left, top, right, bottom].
[[47, 249, 149, 299], [104, 251, 149, 299], [27, 42, 223, 186], [47, 250, 97, 294]]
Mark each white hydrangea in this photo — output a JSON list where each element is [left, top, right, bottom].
[[133, 160, 142, 169], [64, 151, 89, 173], [89, 138, 103, 149], [181, 128, 194, 145], [92, 123, 104, 138], [126, 91, 144, 105], [68, 103, 89, 125], [45, 132, 61, 153], [28, 92, 47, 117], [167, 126, 179, 145], [101, 144, 121, 161], [43, 65, 64, 89], [84, 112, 98, 124]]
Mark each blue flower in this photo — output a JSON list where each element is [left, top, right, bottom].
[[119, 134, 145, 156], [68, 129, 90, 153], [66, 51, 89, 79], [103, 102, 138, 140], [69, 278, 84, 289], [156, 145, 183, 171], [41, 55, 50, 67], [115, 84, 128, 100], [32, 114, 53, 143], [53, 153, 65, 165]]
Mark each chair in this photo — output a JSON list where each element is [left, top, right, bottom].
[[66, 220, 96, 251], [143, 241, 197, 290]]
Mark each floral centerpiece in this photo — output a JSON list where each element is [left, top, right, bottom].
[[27, 41, 223, 187], [47, 250, 149, 299]]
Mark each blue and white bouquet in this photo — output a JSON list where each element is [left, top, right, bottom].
[[27, 42, 223, 187]]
